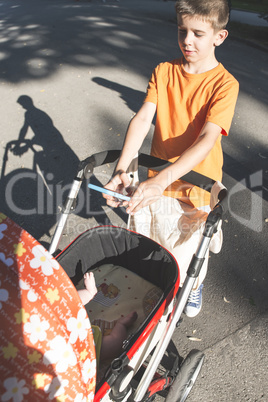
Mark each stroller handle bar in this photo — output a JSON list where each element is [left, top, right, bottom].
[[80, 149, 214, 189], [49, 150, 228, 255], [79, 150, 228, 211]]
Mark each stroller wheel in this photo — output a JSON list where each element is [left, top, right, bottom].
[[165, 349, 204, 402]]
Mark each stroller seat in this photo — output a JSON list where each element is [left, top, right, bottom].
[[77, 263, 163, 336]]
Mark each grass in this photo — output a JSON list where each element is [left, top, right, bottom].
[[231, 0, 268, 14]]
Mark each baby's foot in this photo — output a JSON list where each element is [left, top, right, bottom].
[[117, 311, 138, 328], [84, 272, 97, 299]]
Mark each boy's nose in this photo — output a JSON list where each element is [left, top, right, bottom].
[[183, 33, 192, 46]]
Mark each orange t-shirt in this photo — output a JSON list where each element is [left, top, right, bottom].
[[145, 58, 239, 207]]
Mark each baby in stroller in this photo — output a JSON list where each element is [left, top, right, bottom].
[[78, 271, 138, 363]]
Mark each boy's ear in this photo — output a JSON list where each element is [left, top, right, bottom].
[[214, 29, 228, 46]]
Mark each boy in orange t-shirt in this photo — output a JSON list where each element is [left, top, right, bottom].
[[104, 0, 239, 317]]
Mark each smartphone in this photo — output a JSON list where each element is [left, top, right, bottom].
[[88, 183, 131, 202]]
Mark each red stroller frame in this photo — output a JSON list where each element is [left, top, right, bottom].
[[49, 150, 227, 402]]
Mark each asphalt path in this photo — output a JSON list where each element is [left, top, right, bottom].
[[0, 0, 267, 401]]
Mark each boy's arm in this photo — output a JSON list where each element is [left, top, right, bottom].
[[104, 101, 156, 208], [126, 121, 222, 214]]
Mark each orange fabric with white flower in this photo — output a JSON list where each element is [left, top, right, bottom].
[[0, 213, 96, 401]]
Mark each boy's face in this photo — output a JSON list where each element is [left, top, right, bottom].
[[177, 14, 227, 67]]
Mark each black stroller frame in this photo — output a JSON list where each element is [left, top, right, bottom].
[[49, 150, 227, 402]]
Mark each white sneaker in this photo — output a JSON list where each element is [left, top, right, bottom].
[[184, 284, 204, 318]]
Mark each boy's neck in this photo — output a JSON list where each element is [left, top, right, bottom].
[[182, 56, 219, 74]]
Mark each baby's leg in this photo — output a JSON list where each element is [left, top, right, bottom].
[[100, 312, 138, 361], [78, 272, 97, 305]]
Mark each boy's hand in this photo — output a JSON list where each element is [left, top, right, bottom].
[[104, 170, 131, 208], [126, 177, 164, 214]]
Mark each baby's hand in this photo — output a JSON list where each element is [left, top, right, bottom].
[[84, 272, 98, 300]]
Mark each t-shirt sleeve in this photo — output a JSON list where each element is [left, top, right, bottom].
[[206, 77, 239, 135], [144, 66, 159, 105]]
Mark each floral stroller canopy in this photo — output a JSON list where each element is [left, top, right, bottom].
[[0, 213, 96, 401]]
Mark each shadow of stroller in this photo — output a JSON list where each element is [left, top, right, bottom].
[[0, 96, 80, 240]]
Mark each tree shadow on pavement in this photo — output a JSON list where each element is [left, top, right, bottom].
[[0, 0, 175, 84]]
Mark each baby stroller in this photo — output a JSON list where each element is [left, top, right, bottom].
[[0, 150, 227, 402]]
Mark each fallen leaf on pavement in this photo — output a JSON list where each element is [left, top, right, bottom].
[[224, 297, 231, 303], [187, 336, 202, 342]]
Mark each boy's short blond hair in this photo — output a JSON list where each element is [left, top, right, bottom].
[[175, 0, 230, 30]]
